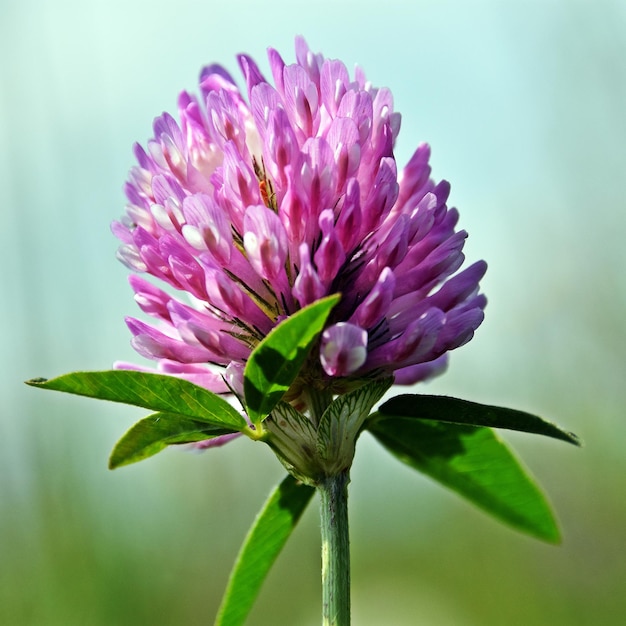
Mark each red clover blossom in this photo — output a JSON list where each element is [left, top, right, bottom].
[[112, 37, 487, 425]]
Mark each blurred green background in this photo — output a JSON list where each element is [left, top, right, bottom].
[[2, 0, 625, 624]]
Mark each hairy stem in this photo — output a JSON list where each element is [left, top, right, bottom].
[[318, 471, 351, 626]]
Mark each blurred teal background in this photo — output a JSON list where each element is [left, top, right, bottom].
[[2, 0, 625, 624]]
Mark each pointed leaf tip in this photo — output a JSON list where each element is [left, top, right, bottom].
[[370, 418, 562, 543], [25, 370, 247, 431], [25, 377, 48, 385], [378, 394, 580, 446]]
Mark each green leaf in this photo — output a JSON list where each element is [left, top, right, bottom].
[[316, 377, 393, 475], [214, 474, 315, 626], [109, 413, 237, 469], [369, 418, 561, 542], [377, 394, 580, 446], [26, 370, 247, 431], [243, 294, 340, 425]]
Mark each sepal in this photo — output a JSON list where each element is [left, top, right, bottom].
[[264, 402, 321, 484], [316, 377, 393, 474], [264, 377, 393, 483]]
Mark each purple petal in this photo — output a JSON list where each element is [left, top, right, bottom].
[[279, 172, 309, 245], [116, 244, 147, 272], [297, 138, 336, 219], [129, 275, 172, 321], [222, 141, 260, 211], [282, 64, 320, 138], [350, 267, 396, 329], [125, 317, 215, 363], [237, 53, 267, 98], [427, 261, 488, 312], [337, 90, 373, 146], [264, 107, 298, 187], [320, 58, 350, 116], [393, 355, 449, 385], [203, 266, 271, 332], [294, 35, 323, 86], [250, 82, 281, 143], [199, 64, 240, 99], [436, 307, 486, 352], [293, 243, 325, 308], [181, 194, 233, 264], [224, 361, 245, 397], [320, 323, 368, 377], [334, 178, 362, 252], [367, 308, 445, 370], [314, 209, 346, 286], [361, 157, 399, 232], [206, 90, 247, 153], [396, 143, 432, 210], [326, 117, 361, 193], [243, 204, 289, 282], [267, 47, 286, 94]]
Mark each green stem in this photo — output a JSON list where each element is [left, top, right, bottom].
[[318, 471, 351, 626]]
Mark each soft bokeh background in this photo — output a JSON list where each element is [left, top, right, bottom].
[[2, 0, 625, 624]]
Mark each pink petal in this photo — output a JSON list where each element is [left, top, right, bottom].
[[320, 323, 368, 377]]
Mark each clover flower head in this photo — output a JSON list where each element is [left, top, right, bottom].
[[112, 37, 487, 412]]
